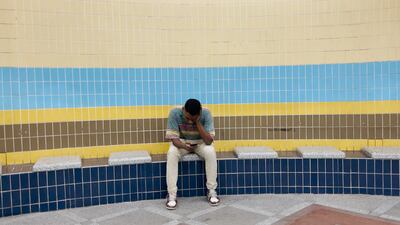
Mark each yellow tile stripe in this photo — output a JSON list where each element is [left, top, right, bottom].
[[1, 139, 399, 165], [1, 101, 400, 125]]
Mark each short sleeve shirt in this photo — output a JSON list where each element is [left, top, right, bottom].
[[165, 107, 215, 142]]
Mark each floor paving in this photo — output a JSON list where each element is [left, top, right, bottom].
[[1, 194, 400, 225]]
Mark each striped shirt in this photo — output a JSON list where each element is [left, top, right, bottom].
[[165, 107, 215, 143]]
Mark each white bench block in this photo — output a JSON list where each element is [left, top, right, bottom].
[[108, 151, 152, 165], [362, 147, 400, 159], [297, 146, 345, 158], [182, 153, 202, 161], [234, 146, 278, 159], [33, 156, 82, 171]]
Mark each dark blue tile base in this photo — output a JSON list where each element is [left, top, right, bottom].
[[1, 158, 399, 217]]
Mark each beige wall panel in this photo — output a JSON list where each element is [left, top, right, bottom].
[[0, 0, 16, 10], [0, 53, 15, 65], [0, 0, 399, 67], [0, 24, 15, 39], [0, 39, 16, 53], [0, 10, 16, 24]]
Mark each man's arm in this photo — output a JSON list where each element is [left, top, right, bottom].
[[195, 120, 214, 145], [171, 138, 195, 152], [166, 109, 194, 151]]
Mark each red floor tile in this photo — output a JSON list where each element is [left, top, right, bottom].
[[275, 204, 400, 225]]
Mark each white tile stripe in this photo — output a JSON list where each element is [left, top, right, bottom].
[[161, 220, 184, 225], [255, 217, 281, 225], [185, 219, 210, 225], [316, 202, 370, 215], [380, 214, 400, 222]]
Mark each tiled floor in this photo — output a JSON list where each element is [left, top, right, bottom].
[[276, 204, 400, 225], [1, 194, 400, 225]]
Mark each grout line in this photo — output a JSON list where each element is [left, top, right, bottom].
[[279, 202, 312, 217], [230, 204, 275, 217], [187, 205, 226, 219], [144, 206, 183, 221], [370, 200, 400, 216], [91, 208, 138, 223]]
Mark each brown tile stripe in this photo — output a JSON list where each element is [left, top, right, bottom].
[[0, 114, 399, 153]]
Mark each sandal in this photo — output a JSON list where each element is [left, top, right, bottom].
[[165, 194, 177, 210], [207, 191, 220, 206]]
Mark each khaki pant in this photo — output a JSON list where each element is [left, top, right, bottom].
[[166, 143, 218, 197]]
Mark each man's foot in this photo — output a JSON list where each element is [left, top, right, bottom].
[[207, 190, 220, 206], [166, 194, 177, 210]]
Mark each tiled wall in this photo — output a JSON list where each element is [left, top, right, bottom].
[[1, 158, 399, 217], [1, 0, 400, 67], [1, 114, 399, 153], [0, 62, 399, 164], [1, 63, 399, 110], [0, 1, 399, 218], [0, 0, 399, 165]]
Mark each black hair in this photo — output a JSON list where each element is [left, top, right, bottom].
[[184, 99, 202, 116]]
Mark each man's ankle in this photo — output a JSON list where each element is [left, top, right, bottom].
[[208, 189, 217, 196], [168, 193, 177, 200]]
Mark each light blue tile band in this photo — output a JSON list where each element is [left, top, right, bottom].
[[1, 61, 399, 110]]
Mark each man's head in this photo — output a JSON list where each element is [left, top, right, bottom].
[[183, 99, 202, 122]]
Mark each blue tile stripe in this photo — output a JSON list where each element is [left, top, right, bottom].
[[1, 158, 400, 217], [1, 61, 399, 110]]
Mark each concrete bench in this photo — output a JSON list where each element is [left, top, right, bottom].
[[297, 146, 345, 158], [182, 153, 202, 161], [108, 151, 152, 165], [362, 147, 400, 159], [33, 156, 82, 171], [234, 146, 278, 159]]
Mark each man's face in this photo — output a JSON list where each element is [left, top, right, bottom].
[[183, 109, 198, 123]]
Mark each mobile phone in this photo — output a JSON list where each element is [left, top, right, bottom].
[[189, 143, 198, 147]]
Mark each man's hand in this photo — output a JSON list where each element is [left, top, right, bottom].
[[172, 139, 196, 152], [192, 114, 201, 124], [194, 118, 214, 145], [184, 143, 196, 152]]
